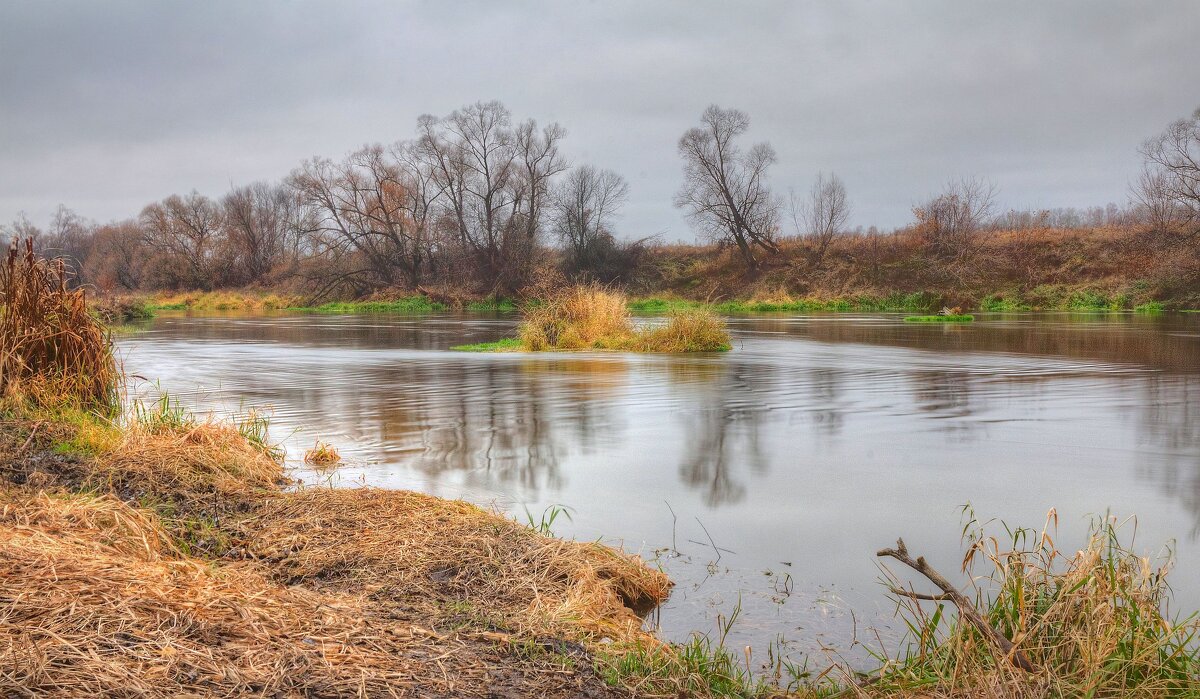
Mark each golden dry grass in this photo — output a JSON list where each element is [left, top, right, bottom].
[[863, 510, 1200, 698], [520, 285, 634, 350], [518, 286, 731, 353], [0, 240, 118, 412], [0, 490, 639, 698], [241, 487, 672, 644]]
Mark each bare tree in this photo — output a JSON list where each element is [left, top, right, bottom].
[[792, 171, 849, 268], [223, 182, 305, 285], [913, 177, 996, 259], [417, 101, 564, 293], [86, 220, 147, 291], [1138, 107, 1200, 236], [552, 165, 629, 275], [675, 105, 780, 272], [289, 143, 432, 291], [140, 191, 225, 288]]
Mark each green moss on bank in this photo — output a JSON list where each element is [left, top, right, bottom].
[[450, 338, 523, 352], [290, 297, 447, 314], [904, 315, 974, 323]]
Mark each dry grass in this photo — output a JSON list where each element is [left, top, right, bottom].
[[0, 490, 636, 698], [0, 239, 118, 412], [637, 310, 732, 352], [520, 285, 634, 350], [518, 285, 730, 353], [303, 439, 342, 466], [863, 509, 1200, 697], [241, 487, 672, 644], [151, 290, 303, 312]]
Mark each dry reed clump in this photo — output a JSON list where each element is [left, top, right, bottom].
[[303, 439, 342, 466], [870, 510, 1200, 697], [0, 490, 616, 698], [636, 310, 732, 353], [518, 285, 731, 353], [0, 239, 118, 412], [240, 487, 672, 644], [519, 286, 634, 350]]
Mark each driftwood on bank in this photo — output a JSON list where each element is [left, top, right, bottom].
[[877, 537, 1039, 673]]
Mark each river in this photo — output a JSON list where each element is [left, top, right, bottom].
[[117, 310, 1200, 667]]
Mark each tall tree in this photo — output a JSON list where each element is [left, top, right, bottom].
[[675, 105, 780, 271], [139, 191, 225, 288]]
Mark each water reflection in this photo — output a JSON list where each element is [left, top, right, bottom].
[[119, 310, 1200, 660]]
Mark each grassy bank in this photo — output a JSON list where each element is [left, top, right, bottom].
[[127, 284, 1199, 323]]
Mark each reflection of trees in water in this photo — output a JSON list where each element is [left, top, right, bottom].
[[910, 370, 986, 441], [266, 357, 629, 498], [1134, 375, 1200, 535], [675, 362, 770, 507]]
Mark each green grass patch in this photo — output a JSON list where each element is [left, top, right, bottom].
[[631, 292, 938, 315], [1135, 301, 1165, 314], [598, 637, 774, 698], [979, 294, 1030, 312], [1065, 290, 1129, 311], [904, 314, 974, 323], [290, 297, 447, 314], [466, 298, 518, 312], [450, 338, 523, 352], [627, 297, 705, 312]]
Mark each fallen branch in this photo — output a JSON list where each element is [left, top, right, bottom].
[[877, 537, 1038, 673]]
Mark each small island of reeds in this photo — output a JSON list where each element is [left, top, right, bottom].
[[452, 286, 732, 353]]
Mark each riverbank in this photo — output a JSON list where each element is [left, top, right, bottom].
[[0, 400, 678, 697]]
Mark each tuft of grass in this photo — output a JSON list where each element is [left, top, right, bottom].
[[637, 309, 733, 352], [523, 504, 574, 536], [905, 314, 974, 323], [1135, 301, 1165, 314], [450, 338, 523, 352], [1066, 289, 1129, 311], [303, 439, 341, 466], [867, 509, 1200, 697]]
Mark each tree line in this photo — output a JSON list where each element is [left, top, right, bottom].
[[4, 101, 1197, 297]]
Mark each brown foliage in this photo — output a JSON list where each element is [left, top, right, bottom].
[[0, 240, 117, 411]]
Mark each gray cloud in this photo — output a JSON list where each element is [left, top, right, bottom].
[[2, 0, 1198, 237]]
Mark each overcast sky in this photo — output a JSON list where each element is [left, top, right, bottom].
[[2, 1, 1198, 239]]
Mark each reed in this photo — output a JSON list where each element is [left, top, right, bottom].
[[863, 509, 1200, 697], [517, 285, 731, 353], [0, 240, 118, 412]]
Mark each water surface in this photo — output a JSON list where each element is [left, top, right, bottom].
[[118, 311, 1200, 666]]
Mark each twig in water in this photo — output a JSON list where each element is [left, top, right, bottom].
[[694, 517, 730, 561]]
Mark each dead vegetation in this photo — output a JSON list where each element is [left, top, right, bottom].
[[518, 285, 731, 352], [0, 239, 118, 411]]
